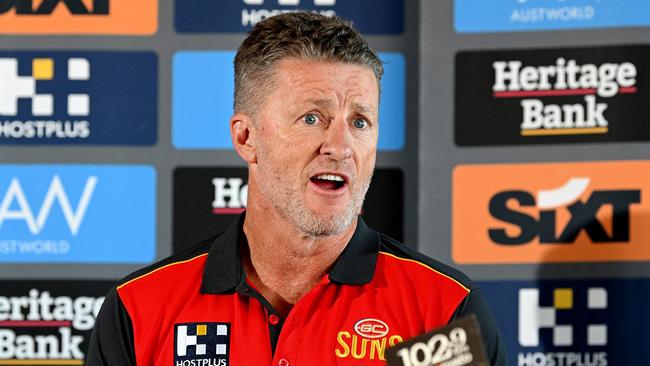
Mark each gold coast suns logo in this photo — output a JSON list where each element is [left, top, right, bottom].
[[335, 318, 403, 361]]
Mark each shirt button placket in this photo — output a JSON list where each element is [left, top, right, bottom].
[[269, 313, 280, 326]]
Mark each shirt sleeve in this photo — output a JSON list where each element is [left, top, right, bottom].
[[450, 287, 508, 366], [85, 287, 136, 366]]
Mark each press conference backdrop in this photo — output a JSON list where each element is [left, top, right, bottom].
[[0, 1, 648, 365]]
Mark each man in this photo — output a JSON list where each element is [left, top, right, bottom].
[[86, 12, 505, 365]]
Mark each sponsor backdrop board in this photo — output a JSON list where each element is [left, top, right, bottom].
[[454, 0, 650, 33], [479, 279, 650, 366], [175, 0, 404, 34], [172, 51, 405, 151], [0, 280, 114, 363], [452, 160, 650, 264], [0, 165, 156, 263], [455, 45, 649, 146], [421, 1, 650, 360], [0, 1, 418, 281], [0, 51, 158, 145], [0, 0, 158, 35], [1, 0, 648, 356], [173, 167, 404, 252]]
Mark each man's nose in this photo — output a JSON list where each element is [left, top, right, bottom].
[[320, 118, 353, 161]]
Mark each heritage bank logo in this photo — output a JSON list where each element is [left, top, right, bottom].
[[455, 45, 650, 146], [175, 0, 404, 34], [173, 167, 404, 252], [0, 280, 112, 364], [0, 165, 156, 263], [452, 161, 650, 264], [0, 52, 157, 145], [0, 0, 157, 35]]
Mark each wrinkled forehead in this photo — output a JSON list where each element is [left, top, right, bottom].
[[268, 56, 381, 91], [270, 57, 380, 102]]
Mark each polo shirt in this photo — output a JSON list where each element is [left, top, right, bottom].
[[86, 215, 506, 365]]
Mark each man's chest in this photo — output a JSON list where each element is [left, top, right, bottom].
[[137, 285, 449, 366]]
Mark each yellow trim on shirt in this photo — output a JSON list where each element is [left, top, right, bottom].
[[378, 251, 470, 293], [117, 253, 209, 290]]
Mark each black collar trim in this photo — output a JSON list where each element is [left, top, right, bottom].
[[200, 214, 379, 294]]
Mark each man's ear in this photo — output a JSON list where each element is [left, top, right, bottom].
[[230, 113, 257, 164]]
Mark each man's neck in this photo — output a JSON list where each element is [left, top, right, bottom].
[[241, 206, 356, 318]]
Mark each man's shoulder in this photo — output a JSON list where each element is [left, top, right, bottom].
[[115, 233, 220, 291], [375, 232, 474, 292]]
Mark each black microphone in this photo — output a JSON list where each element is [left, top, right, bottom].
[[385, 314, 489, 366]]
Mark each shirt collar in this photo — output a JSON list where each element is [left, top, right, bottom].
[[200, 213, 379, 294]]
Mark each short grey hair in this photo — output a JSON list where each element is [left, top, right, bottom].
[[234, 12, 383, 115]]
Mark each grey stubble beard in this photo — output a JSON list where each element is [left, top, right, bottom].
[[254, 143, 373, 237]]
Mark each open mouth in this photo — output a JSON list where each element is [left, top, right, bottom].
[[310, 174, 347, 191]]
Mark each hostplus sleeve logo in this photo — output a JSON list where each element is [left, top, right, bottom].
[[175, 323, 230, 366], [0, 52, 157, 145], [455, 46, 650, 145], [518, 287, 608, 366]]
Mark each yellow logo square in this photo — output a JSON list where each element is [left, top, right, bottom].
[[196, 324, 207, 336], [33, 58, 54, 80], [554, 288, 573, 310]]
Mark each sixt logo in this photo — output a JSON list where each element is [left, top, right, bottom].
[[335, 318, 402, 361], [492, 58, 637, 137], [212, 177, 248, 215], [517, 287, 608, 366], [452, 161, 650, 264], [0, 0, 109, 15], [489, 177, 640, 245], [175, 323, 229, 366], [0, 288, 105, 361], [241, 0, 336, 27], [0, 57, 90, 139]]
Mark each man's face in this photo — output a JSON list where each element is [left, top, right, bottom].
[[250, 58, 379, 236]]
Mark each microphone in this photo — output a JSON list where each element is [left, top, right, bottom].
[[385, 314, 489, 366]]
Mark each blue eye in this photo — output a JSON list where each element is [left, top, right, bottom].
[[303, 114, 318, 125], [353, 118, 368, 129]]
